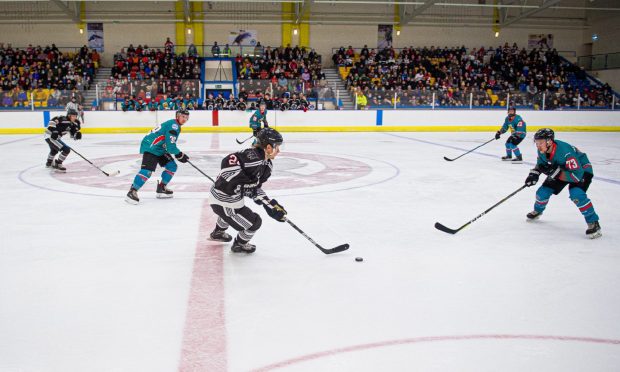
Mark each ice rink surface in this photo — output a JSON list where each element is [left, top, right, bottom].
[[1, 131, 619, 372]]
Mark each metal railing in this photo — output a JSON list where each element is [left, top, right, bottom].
[[578, 52, 620, 71], [349, 88, 618, 111], [119, 44, 267, 58], [0, 88, 84, 111]]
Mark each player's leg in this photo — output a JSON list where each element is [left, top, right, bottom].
[[126, 152, 157, 204], [510, 135, 524, 162], [156, 154, 177, 198], [209, 205, 235, 242], [45, 138, 60, 168], [568, 173, 601, 238], [210, 205, 262, 253], [502, 138, 513, 160], [52, 143, 71, 172], [527, 178, 567, 220]]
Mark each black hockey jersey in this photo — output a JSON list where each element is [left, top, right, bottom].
[[208, 147, 272, 208], [45, 115, 81, 138]]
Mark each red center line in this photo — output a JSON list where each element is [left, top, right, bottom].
[[178, 201, 227, 372]]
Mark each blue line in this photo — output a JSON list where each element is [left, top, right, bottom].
[[376, 110, 383, 126], [385, 133, 620, 186]]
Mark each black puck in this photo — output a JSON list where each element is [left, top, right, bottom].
[[355, 257, 363, 262]]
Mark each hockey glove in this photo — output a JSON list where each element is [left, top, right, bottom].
[[74, 131, 82, 140], [495, 131, 501, 140], [51, 132, 59, 140], [525, 169, 540, 187], [263, 199, 287, 222], [175, 152, 189, 163], [537, 163, 556, 176], [261, 118, 269, 128]]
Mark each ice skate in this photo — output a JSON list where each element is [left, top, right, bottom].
[[231, 238, 256, 253], [586, 221, 602, 239], [125, 187, 139, 205], [527, 210, 542, 220], [209, 229, 233, 242], [156, 180, 173, 199]]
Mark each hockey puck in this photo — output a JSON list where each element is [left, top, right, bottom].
[[355, 257, 363, 262]]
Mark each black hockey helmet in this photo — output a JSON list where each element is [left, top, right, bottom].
[[67, 108, 78, 117], [507, 105, 516, 115], [256, 128, 283, 148], [534, 128, 555, 141], [176, 108, 190, 117]]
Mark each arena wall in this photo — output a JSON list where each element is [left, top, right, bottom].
[[1, 110, 619, 134]]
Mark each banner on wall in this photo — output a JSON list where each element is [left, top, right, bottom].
[[229, 30, 258, 46], [377, 24, 393, 50], [528, 34, 553, 50], [87, 23, 104, 52]]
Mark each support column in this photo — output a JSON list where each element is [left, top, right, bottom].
[[192, 2, 204, 56], [281, 2, 294, 47], [175, 1, 186, 51]]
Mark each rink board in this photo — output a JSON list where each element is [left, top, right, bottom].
[[1, 109, 619, 133]]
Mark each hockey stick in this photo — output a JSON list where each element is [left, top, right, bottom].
[[444, 138, 495, 161], [435, 185, 527, 234], [187, 160, 215, 183], [58, 140, 120, 177], [258, 199, 350, 255], [236, 134, 254, 144]]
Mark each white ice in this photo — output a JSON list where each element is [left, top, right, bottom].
[[1, 131, 619, 372]]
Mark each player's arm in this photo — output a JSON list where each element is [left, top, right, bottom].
[[261, 112, 269, 127], [47, 117, 61, 139], [165, 124, 188, 162], [251, 161, 286, 221], [71, 120, 83, 140], [495, 120, 508, 139], [554, 150, 584, 183]]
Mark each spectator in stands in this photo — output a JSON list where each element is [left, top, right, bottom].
[[211, 42, 220, 57], [188, 44, 198, 57], [165, 37, 174, 53], [222, 44, 232, 57]]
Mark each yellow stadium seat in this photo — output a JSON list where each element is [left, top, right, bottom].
[[490, 94, 498, 104]]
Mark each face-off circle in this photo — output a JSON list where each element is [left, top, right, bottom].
[[31, 150, 398, 197]]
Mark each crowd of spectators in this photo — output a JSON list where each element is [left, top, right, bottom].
[[236, 44, 324, 97], [335, 43, 616, 109], [0, 43, 97, 109], [104, 40, 318, 111], [111, 41, 201, 81]]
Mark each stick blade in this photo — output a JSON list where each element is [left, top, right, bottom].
[[434, 222, 458, 234], [443, 156, 454, 162], [320, 243, 350, 254], [105, 170, 121, 177], [236, 139, 244, 144]]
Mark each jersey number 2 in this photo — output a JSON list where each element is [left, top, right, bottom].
[[229, 154, 238, 165]]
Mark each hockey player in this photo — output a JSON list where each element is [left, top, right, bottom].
[[249, 101, 269, 142], [125, 109, 191, 204], [495, 106, 526, 163], [524, 128, 601, 238], [208, 128, 286, 253], [44, 108, 82, 172]]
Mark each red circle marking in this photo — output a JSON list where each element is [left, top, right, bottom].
[[51, 151, 372, 192], [252, 334, 620, 371]]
